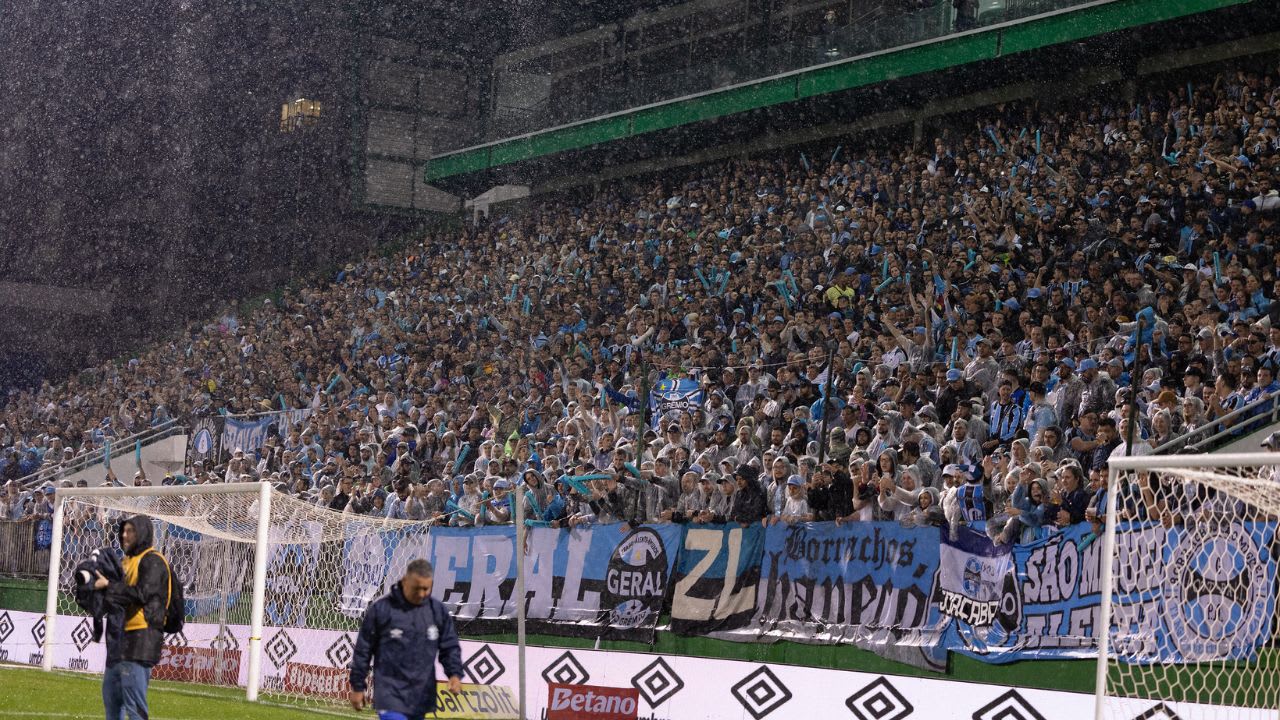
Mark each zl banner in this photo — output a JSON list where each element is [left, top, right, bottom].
[[669, 523, 764, 635], [185, 415, 223, 468], [339, 523, 684, 641], [648, 378, 703, 428]]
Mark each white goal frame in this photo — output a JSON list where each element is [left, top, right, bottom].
[[1096, 452, 1280, 720], [42, 482, 273, 701]]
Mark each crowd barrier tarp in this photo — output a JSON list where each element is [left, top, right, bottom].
[[339, 523, 684, 641]]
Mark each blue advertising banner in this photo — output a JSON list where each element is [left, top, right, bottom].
[[339, 522, 684, 641]]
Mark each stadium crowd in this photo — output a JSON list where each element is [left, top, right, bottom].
[[3, 63, 1280, 545]]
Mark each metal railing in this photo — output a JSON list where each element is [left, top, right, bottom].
[[0, 520, 50, 579], [15, 419, 184, 490], [1153, 391, 1279, 455]]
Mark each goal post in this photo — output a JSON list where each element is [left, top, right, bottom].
[[39, 480, 439, 706], [42, 482, 271, 697], [1097, 452, 1280, 720]]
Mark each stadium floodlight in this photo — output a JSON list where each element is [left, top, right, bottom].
[[1097, 453, 1280, 720]]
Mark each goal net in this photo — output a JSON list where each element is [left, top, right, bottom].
[[44, 482, 432, 705], [1098, 453, 1280, 720]]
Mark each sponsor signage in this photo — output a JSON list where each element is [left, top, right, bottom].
[[430, 682, 520, 720], [281, 662, 349, 701], [9, 611, 1276, 719], [546, 683, 639, 720], [155, 645, 243, 685]]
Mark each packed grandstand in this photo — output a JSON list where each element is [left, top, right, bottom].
[[3, 63, 1279, 546]]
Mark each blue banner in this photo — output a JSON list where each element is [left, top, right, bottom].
[[669, 523, 765, 635], [932, 526, 1022, 660], [713, 522, 938, 642], [157, 525, 246, 619], [1110, 521, 1276, 664], [696, 521, 948, 671], [339, 522, 684, 641], [648, 378, 704, 428], [931, 521, 1278, 664], [222, 416, 275, 458], [220, 409, 313, 459]]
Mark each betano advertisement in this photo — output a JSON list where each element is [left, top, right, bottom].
[[5, 609, 1271, 720]]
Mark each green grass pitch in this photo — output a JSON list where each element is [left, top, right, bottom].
[[0, 665, 341, 720]]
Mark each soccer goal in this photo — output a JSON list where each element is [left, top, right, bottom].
[[1097, 453, 1280, 720], [42, 481, 433, 705]]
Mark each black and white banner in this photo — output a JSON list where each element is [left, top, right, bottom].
[[184, 415, 224, 468], [10, 610, 1271, 719]]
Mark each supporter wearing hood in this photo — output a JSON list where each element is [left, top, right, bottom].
[[93, 514, 172, 720]]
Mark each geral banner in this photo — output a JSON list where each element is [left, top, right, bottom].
[[340, 523, 684, 641], [546, 683, 638, 720], [11, 610, 1271, 720], [647, 378, 702, 428]]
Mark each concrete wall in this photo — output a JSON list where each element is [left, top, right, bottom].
[[54, 434, 188, 487]]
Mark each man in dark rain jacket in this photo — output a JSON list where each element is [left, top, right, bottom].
[[349, 559, 464, 720], [92, 515, 171, 720]]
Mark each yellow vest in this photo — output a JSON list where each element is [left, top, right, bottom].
[[121, 549, 171, 632]]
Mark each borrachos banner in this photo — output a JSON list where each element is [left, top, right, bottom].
[[339, 523, 683, 641], [546, 683, 639, 720], [703, 521, 947, 671]]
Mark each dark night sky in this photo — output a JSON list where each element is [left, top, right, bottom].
[[0, 0, 695, 392]]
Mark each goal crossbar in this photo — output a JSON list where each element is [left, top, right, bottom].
[[1107, 452, 1280, 470]]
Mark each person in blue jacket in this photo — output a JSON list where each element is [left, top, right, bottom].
[[348, 559, 464, 720]]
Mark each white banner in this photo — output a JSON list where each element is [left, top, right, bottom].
[[3, 610, 1271, 720]]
